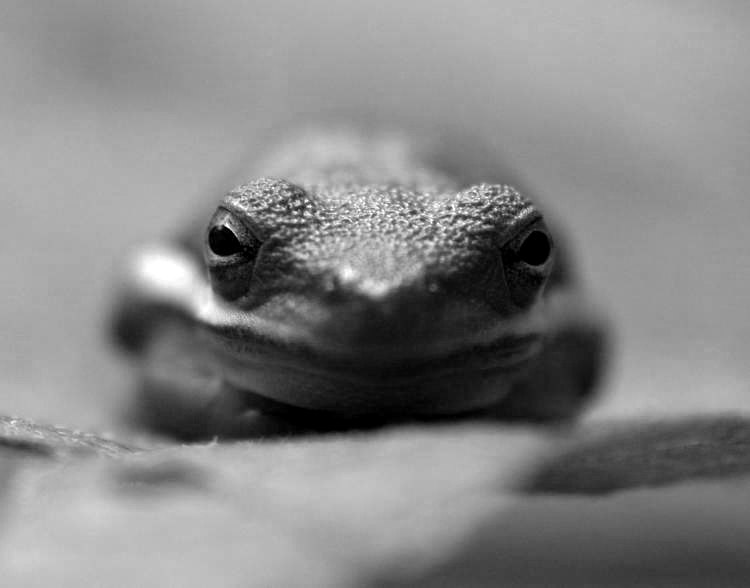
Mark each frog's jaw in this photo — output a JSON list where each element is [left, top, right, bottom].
[[196, 290, 548, 417], [201, 331, 543, 417]]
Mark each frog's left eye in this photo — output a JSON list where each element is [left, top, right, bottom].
[[204, 208, 262, 300], [500, 221, 554, 309]]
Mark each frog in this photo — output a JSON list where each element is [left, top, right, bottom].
[[110, 127, 608, 440]]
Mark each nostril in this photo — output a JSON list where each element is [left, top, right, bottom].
[[309, 269, 448, 347], [321, 264, 401, 304], [320, 272, 341, 296], [319, 268, 363, 303]]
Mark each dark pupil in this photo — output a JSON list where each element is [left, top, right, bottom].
[[208, 226, 242, 256], [518, 231, 551, 266]]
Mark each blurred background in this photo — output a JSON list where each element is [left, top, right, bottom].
[[1, 0, 749, 431]]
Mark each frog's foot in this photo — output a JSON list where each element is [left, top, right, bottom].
[[132, 372, 306, 441], [133, 378, 386, 441], [130, 325, 383, 440], [486, 300, 609, 422], [129, 327, 288, 440]]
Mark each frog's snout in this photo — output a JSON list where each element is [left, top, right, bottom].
[[283, 261, 487, 352], [321, 260, 425, 305], [318, 267, 435, 338]]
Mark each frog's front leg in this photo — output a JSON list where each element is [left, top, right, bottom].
[[131, 323, 307, 440], [487, 292, 609, 422]]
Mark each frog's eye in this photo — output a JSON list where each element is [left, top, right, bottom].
[[518, 230, 552, 267], [204, 208, 262, 300], [501, 221, 554, 309], [208, 226, 243, 257]]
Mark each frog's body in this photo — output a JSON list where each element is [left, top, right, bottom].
[[111, 128, 607, 439]]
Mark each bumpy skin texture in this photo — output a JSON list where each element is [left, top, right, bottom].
[[112, 128, 608, 439]]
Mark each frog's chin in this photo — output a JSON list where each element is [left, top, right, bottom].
[[224, 357, 538, 418], [221, 367, 525, 426]]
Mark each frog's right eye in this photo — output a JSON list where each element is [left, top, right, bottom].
[[204, 208, 262, 300], [500, 220, 554, 310], [517, 230, 552, 267]]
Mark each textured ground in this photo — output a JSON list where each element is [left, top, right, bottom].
[[2, 1, 750, 585]]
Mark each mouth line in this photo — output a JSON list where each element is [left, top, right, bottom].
[[203, 326, 543, 386]]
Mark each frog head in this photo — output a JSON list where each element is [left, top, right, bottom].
[[197, 176, 555, 417]]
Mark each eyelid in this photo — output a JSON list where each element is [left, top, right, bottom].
[[207, 208, 262, 246], [493, 209, 543, 247], [204, 208, 261, 301], [504, 218, 551, 250], [218, 203, 268, 240]]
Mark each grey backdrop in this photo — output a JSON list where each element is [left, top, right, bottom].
[[1, 0, 749, 430]]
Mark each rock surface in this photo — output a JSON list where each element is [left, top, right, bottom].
[[2, 418, 750, 586]]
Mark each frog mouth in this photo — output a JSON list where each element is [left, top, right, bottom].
[[195, 282, 548, 360], [206, 326, 542, 379], [196, 288, 546, 375], [191, 280, 547, 415], [196, 318, 544, 416]]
